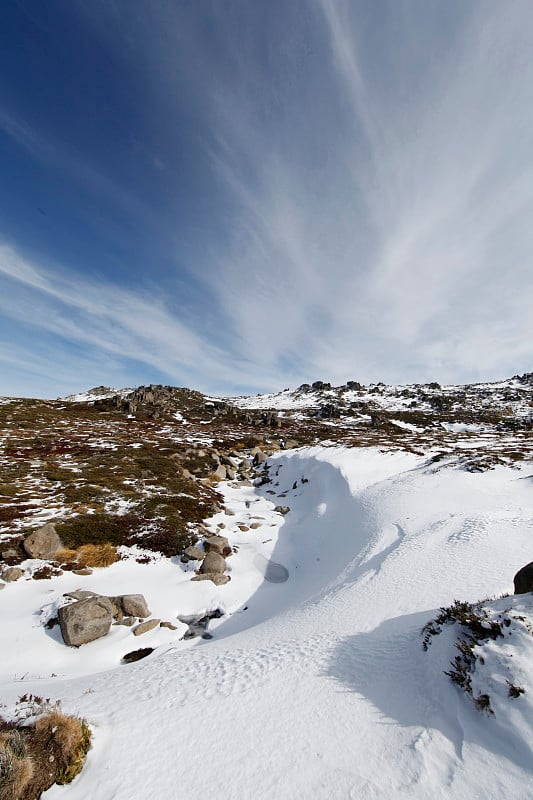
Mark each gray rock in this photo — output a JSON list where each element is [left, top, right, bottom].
[[72, 567, 93, 576], [213, 464, 227, 480], [133, 618, 160, 636], [114, 616, 136, 627], [181, 545, 205, 563], [63, 590, 100, 601], [58, 597, 115, 646], [204, 535, 231, 557], [23, 523, 63, 560], [274, 506, 291, 515], [514, 561, 533, 594], [160, 621, 177, 630], [253, 451, 267, 466], [191, 573, 230, 585], [200, 551, 227, 574], [110, 594, 151, 619], [2, 567, 24, 582], [1, 548, 22, 565]]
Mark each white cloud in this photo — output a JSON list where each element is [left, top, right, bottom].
[[2, 1, 532, 395], [0, 243, 284, 394]]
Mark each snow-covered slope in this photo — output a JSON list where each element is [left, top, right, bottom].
[[1, 446, 532, 799]]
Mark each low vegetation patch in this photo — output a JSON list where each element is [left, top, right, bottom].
[[422, 599, 523, 713], [0, 698, 91, 799]]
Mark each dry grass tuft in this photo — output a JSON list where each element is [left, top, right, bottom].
[[76, 542, 119, 567], [34, 712, 83, 769], [55, 547, 79, 563], [0, 731, 33, 800]]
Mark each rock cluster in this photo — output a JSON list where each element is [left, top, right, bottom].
[[58, 591, 152, 647], [188, 534, 232, 586]]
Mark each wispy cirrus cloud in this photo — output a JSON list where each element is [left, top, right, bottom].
[[0, 243, 285, 394], [202, 0, 533, 384], [2, 1, 532, 397]]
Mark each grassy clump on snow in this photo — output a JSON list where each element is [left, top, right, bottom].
[[0, 697, 91, 800]]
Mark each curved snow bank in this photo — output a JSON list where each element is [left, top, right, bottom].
[[214, 447, 424, 637]]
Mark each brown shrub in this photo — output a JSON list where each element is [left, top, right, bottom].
[[55, 548, 79, 563], [22, 709, 92, 791], [34, 712, 81, 769], [76, 543, 119, 567]]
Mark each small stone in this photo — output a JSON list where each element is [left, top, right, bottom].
[[133, 618, 161, 636], [274, 506, 290, 515], [63, 590, 100, 601], [204, 535, 231, 557], [118, 594, 151, 619], [249, 523, 262, 530], [114, 616, 136, 627], [238, 525, 250, 532], [200, 551, 227, 574], [213, 464, 227, 480], [72, 567, 93, 576], [2, 567, 24, 582], [191, 573, 230, 586], [160, 621, 177, 630], [0, 581, 5, 590], [1, 548, 22, 565], [181, 545, 204, 562]]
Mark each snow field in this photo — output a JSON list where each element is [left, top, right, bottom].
[[1, 446, 532, 798]]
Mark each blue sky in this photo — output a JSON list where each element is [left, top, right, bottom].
[[1, 0, 532, 398]]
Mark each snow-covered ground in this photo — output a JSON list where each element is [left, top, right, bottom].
[[1, 446, 532, 798]]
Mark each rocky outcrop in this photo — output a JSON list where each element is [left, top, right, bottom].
[[58, 597, 115, 646], [274, 506, 290, 515], [23, 523, 63, 560], [514, 561, 533, 594]]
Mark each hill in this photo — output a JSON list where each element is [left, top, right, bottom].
[[0, 375, 532, 799]]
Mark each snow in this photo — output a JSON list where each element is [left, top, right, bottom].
[[441, 422, 487, 433], [61, 388, 132, 402], [1, 447, 532, 798]]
